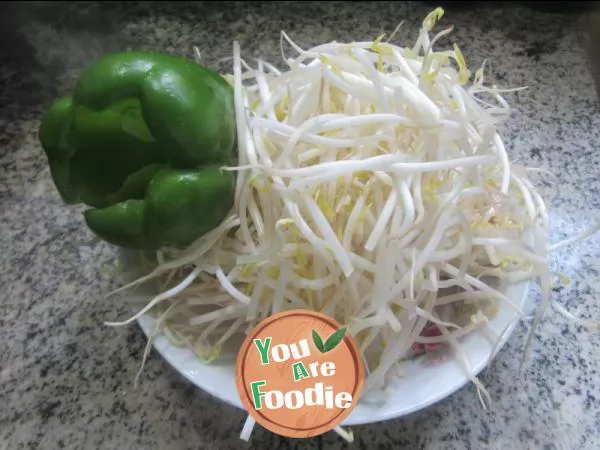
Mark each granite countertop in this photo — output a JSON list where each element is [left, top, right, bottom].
[[1, 2, 599, 449]]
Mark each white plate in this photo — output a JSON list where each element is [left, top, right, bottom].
[[120, 250, 529, 426]]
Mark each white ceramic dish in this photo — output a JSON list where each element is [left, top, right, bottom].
[[121, 250, 529, 426]]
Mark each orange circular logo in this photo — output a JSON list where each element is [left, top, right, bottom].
[[235, 310, 364, 438]]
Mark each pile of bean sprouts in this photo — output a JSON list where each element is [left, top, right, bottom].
[[108, 9, 599, 442]]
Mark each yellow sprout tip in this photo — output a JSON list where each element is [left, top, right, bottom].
[[423, 7, 445, 32]]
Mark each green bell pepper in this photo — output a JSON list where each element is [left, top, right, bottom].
[[39, 51, 237, 249]]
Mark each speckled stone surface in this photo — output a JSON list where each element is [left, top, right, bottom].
[[1, 1, 599, 449]]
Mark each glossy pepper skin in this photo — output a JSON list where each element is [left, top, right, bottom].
[[39, 51, 237, 249]]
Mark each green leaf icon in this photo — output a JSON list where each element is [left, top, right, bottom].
[[312, 330, 325, 352], [312, 327, 348, 354], [322, 327, 347, 353]]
